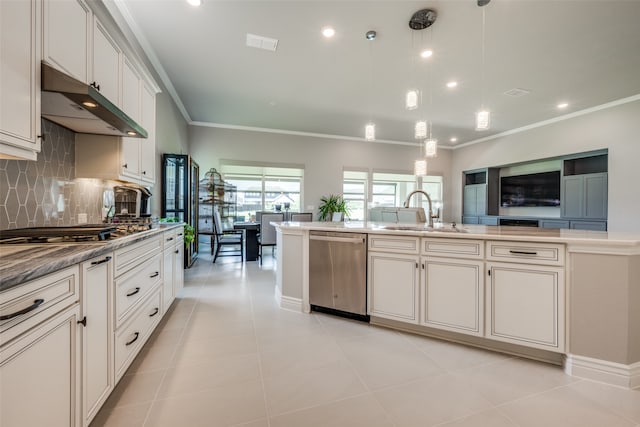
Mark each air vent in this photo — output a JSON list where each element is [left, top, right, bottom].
[[503, 88, 531, 97], [246, 33, 278, 52]]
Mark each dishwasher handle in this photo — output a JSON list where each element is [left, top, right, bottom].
[[309, 235, 365, 244]]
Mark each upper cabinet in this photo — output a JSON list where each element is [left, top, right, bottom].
[[462, 168, 499, 223], [91, 16, 121, 106], [561, 154, 608, 221], [42, 0, 91, 83], [0, 0, 42, 160]]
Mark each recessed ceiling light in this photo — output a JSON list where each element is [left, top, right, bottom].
[[186, 0, 201, 6], [420, 49, 433, 58], [557, 102, 569, 109], [446, 81, 458, 88], [450, 137, 458, 143], [322, 27, 335, 38]]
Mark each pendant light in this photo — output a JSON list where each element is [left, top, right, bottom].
[[475, 2, 491, 131], [415, 120, 427, 139], [365, 30, 376, 141], [406, 90, 419, 110], [414, 158, 428, 177], [425, 138, 438, 157]]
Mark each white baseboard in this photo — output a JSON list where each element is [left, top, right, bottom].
[[565, 354, 640, 389], [274, 286, 303, 312]]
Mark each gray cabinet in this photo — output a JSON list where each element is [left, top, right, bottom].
[[561, 172, 607, 220], [462, 169, 499, 224]]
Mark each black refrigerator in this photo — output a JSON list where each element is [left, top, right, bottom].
[[161, 154, 199, 267]]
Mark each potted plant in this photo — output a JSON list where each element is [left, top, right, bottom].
[[318, 194, 350, 221], [160, 217, 195, 245]]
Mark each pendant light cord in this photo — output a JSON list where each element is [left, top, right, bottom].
[[481, 7, 486, 109]]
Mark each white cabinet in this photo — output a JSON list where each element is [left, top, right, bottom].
[[1, 267, 81, 427], [42, 0, 91, 83], [80, 254, 113, 427], [174, 229, 185, 296], [486, 241, 565, 352], [420, 238, 485, 335], [0, 0, 41, 160], [91, 16, 121, 106], [162, 228, 185, 312], [113, 235, 163, 381], [368, 235, 420, 323], [139, 82, 157, 184]]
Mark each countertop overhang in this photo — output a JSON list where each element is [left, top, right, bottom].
[[275, 221, 640, 253], [0, 224, 184, 292]]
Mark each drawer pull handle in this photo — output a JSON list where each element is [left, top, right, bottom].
[[125, 332, 140, 346], [91, 256, 112, 265], [509, 250, 538, 256], [166, 237, 174, 242], [150, 271, 160, 278], [126, 287, 141, 297], [0, 298, 45, 320], [149, 307, 159, 317], [177, 233, 183, 237]]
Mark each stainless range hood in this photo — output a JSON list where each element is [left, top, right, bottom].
[[41, 62, 148, 138]]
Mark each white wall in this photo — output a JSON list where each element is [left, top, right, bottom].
[[450, 99, 640, 232], [189, 126, 453, 219]]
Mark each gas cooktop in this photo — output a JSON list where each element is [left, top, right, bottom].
[[0, 225, 118, 244]]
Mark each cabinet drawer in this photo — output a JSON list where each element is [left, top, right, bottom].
[[1, 266, 79, 345], [486, 241, 565, 266], [115, 253, 161, 326], [114, 289, 162, 380], [162, 229, 177, 250], [422, 238, 483, 259], [369, 235, 419, 254], [114, 236, 162, 277]]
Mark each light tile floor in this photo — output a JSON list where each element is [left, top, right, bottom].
[[91, 252, 640, 427]]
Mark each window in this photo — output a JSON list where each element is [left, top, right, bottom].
[[421, 175, 444, 220], [221, 163, 304, 221], [343, 170, 367, 220], [371, 172, 417, 208]]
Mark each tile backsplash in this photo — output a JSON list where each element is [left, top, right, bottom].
[[0, 120, 111, 230]]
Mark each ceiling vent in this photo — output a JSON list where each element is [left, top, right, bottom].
[[503, 88, 531, 97], [246, 33, 278, 52]]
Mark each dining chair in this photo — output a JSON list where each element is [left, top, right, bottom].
[[212, 210, 244, 263], [257, 213, 284, 264], [290, 212, 313, 222]]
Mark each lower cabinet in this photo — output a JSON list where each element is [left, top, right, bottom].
[[80, 254, 114, 427], [486, 261, 565, 352], [421, 257, 484, 336], [368, 251, 420, 323]]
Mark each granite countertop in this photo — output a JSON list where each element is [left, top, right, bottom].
[[275, 221, 640, 250], [0, 224, 184, 292]]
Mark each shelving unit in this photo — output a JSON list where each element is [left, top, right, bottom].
[[198, 168, 237, 239]]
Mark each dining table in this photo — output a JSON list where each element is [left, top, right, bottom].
[[233, 222, 260, 261]]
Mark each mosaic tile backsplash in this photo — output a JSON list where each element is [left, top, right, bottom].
[[0, 120, 112, 230]]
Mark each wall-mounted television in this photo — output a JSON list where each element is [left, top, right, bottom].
[[500, 171, 561, 207]]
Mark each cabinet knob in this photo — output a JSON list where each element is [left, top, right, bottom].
[[77, 316, 87, 327], [90, 81, 100, 91], [142, 171, 146, 175], [123, 163, 128, 169]]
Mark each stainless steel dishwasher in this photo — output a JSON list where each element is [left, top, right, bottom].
[[309, 231, 368, 321]]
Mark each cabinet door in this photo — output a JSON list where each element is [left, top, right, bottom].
[[422, 258, 484, 336], [0, 0, 41, 159], [139, 83, 156, 184], [121, 138, 141, 179], [368, 252, 419, 323], [43, 0, 90, 82], [163, 247, 175, 311], [92, 17, 121, 106], [1, 304, 81, 427], [463, 185, 478, 216], [584, 173, 607, 219], [561, 176, 584, 218], [475, 185, 487, 215], [121, 57, 141, 121], [80, 255, 113, 427], [487, 262, 564, 351], [174, 242, 185, 296]]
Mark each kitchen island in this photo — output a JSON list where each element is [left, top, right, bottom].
[[275, 221, 640, 389]]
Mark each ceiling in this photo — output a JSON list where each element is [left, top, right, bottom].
[[115, 0, 640, 147]]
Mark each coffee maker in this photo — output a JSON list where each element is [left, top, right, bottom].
[[113, 185, 152, 217]]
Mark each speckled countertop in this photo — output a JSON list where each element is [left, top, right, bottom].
[[0, 224, 183, 292]]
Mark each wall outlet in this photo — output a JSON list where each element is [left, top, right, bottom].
[[77, 213, 88, 224]]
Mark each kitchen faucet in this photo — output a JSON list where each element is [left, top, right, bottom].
[[403, 190, 434, 227]]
